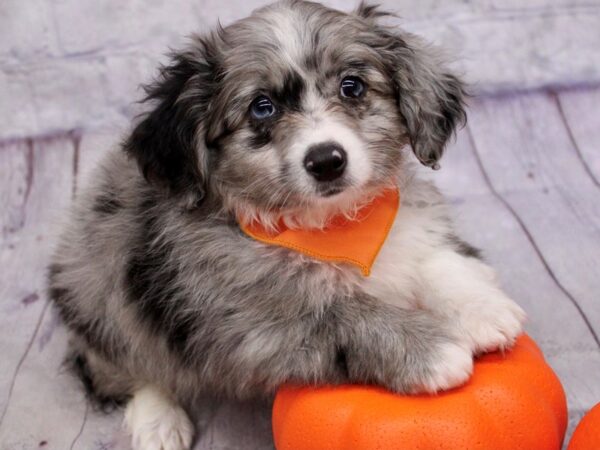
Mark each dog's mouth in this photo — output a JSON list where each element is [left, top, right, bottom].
[[314, 180, 348, 198], [321, 188, 344, 197], [318, 186, 345, 197]]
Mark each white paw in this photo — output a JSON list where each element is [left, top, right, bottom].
[[416, 340, 474, 393], [460, 295, 526, 354], [125, 386, 194, 450]]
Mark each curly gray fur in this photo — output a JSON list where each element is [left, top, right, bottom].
[[48, 0, 471, 412]]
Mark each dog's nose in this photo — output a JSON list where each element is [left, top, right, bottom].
[[304, 142, 347, 182]]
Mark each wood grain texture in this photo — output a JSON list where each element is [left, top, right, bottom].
[[0, 136, 79, 446], [456, 93, 600, 443], [555, 87, 600, 185], [1, 87, 599, 449], [435, 129, 600, 419], [435, 131, 598, 348], [0, 140, 31, 242], [0, 309, 90, 450], [467, 92, 600, 343], [5, 0, 600, 141]]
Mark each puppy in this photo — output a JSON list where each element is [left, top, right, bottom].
[[48, 1, 525, 449]]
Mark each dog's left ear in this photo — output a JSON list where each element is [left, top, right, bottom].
[[357, 3, 467, 168], [123, 38, 220, 201]]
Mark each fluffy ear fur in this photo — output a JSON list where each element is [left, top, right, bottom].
[[357, 3, 467, 168], [123, 38, 219, 199], [392, 40, 467, 168]]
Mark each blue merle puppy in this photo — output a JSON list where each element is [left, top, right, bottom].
[[48, 1, 525, 448]]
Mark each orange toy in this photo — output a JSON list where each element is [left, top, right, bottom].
[[568, 402, 600, 450], [272, 335, 567, 450]]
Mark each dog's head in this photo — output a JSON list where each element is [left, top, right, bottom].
[[124, 0, 466, 228]]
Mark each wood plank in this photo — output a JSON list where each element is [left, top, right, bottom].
[[459, 91, 600, 440], [0, 308, 91, 449], [432, 129, 595, 336], [0, 136, 75, 413], [0, 136, 81, 446], [434, 126, 600, 442], [0, 141, 37, 413], [0, 238, 51, 418], [70, 409, 129, 450], [0, 134, 131, 448], [0, 140, 31, 242], [556, 87, 600, 185], [2, 105, 596, 448], [402, 6, 600, 93], [436, 130, 599, 349], [467, 91, 600, 340]]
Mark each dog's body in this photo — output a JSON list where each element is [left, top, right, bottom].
[[48, 1, 525, 448]]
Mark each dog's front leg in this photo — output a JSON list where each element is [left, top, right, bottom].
[[125, 385, 194, 450], [418, 249, 526, 354], [333, 297, 473, 393], [236, 294, 472, 395]]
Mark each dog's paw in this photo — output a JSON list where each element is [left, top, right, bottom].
[[125, 386, 194, 450], [413, 339, 474, 393], [459, 294, 526, 354]]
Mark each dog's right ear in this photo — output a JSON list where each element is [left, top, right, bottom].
[[123, 38, 220, 201]]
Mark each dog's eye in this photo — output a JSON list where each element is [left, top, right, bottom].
[[250, 95, 276, 120], [340, 76, 365, 99]]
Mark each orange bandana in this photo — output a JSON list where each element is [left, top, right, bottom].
[[239, 189, 399, 276]]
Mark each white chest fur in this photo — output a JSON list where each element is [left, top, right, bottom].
[[360, 198, 451, 308]]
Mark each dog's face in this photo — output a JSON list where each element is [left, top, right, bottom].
[[125, 0, 466, 227]]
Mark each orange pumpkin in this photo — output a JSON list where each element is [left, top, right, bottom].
[[273, 335, 567, 450], [568, 402, 600, 450]]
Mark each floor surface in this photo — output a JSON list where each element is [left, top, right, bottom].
[[1, 86, 599, 449]]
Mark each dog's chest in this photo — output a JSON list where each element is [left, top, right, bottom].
[[357, 205, 436, 308]]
